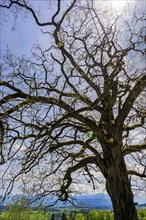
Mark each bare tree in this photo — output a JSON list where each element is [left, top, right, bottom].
[[0, 1, 146, 220]]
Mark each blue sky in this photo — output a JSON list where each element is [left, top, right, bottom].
[[1, 0, 145, 56], [1, 1, 58, 56]]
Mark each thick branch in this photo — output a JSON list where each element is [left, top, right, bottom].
[[123, 142, 146, 155], [116, 75, 146, 129], [49, 140, 105, 173], [128, 170, 146, 178], [0, 0, 54, 26], [0, 93, 20, 104]]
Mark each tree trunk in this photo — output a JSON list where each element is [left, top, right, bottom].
[[105, 158, 138, 220]]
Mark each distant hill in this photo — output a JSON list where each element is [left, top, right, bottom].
[[0, 205, 7, 213], [75, 193, 112, 209], [1, 193, 112, 209], [138, 203, 146, 208], [0, 193, 145, 210]]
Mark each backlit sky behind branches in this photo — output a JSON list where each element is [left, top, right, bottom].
[[1, 0, 145, 56], [0, 0, 145, 202]]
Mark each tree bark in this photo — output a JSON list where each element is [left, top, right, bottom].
[[105, 158, 138, 220]]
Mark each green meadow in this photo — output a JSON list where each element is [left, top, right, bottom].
[[0, 202, 145, 220]]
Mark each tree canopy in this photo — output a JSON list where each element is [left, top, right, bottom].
[[0, 1, 145, 220]]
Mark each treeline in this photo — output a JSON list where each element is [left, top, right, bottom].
[[0, 199, 145, 220]]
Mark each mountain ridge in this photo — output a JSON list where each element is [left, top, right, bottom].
[[1, 193, 145, 210]]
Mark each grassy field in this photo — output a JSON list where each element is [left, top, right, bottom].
[[0, 207, 146, 220]]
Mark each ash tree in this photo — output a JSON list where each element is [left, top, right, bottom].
[[0, 1, 146, 220]]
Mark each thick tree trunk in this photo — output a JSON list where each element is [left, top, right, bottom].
[[105, 159, 138, 220]]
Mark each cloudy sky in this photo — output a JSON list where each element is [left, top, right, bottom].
[[0, 0, 145, 203]]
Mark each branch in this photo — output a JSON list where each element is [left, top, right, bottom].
[[0, 121, 5, 165], [0, 82, 98, 131], [116, 75, 146, 129], [0, 0, 53, 26], [59, 156, 97, 200], [0, 80, 26, 95], [49, 140, 105, 172], [123, 141, 146, 155], [0, 93, 20, 104], [53, 27, 101, 97], [128, 170, 146, 178], [56, 0, 77, 25], [124, 113, 146, 131]]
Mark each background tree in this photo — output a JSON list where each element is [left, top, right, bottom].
[[51, 213, 56, 220], [75, 213, 85, 220], [1, 197, 31, 220], [70, 210, 75, 220], [61, 212, 67, 220], [0, 1, 145, 220]]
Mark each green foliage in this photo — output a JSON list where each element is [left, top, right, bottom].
[[86, 210, 113, 220], [61, 212, 67, 220], [70, 210, 75, 220], [2, 197, 31, 220], [51, 213, 56, 220], [0, 198, 48, 220], [75, 213, 85, 220], [87, 210, 102, 220], [138, 209, 146, 220], [0, 206, 145, 220]]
